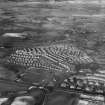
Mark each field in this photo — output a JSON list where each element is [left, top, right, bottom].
[[0, 0, 105, 105], [0, 1, 105, 67]]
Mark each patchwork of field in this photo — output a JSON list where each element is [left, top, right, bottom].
[[0, 1, 105, 65], [0, 1, 105, 105]]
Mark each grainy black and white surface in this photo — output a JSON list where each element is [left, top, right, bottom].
[[0, 0, 105, 105]]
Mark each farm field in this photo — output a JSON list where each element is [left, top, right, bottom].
[[0, 0, 105, 105]]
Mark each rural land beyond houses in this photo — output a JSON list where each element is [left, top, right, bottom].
[[0, 0, 105, 105]]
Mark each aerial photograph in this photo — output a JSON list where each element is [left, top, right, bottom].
[[0, 0, 105, 105]]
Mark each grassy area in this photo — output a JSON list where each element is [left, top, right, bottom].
[[0, 1, 105, 82], [0, 2, 105, 105]]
